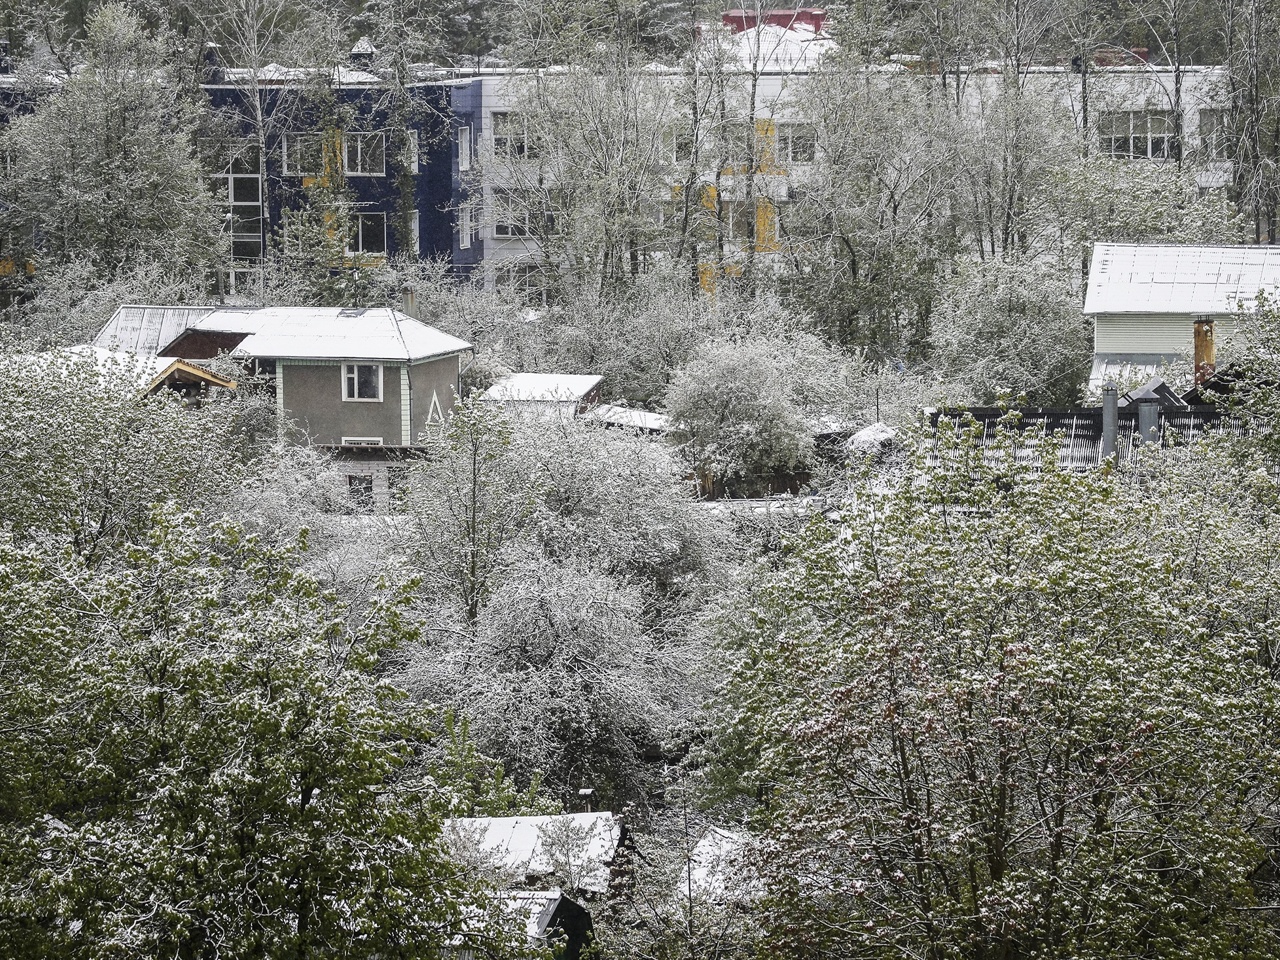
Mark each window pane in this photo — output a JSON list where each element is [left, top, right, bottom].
[[231, 238, 262, 259], [363, 134, 385, 173], [358, 214, 385, 253], [231, 176, 260, 203], [789, 127, 816, 163], [356, 364, 379, 399]]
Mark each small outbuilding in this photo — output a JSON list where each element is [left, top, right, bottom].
[[1084, 243, 1280, 392], [481, 373, 602, 419]]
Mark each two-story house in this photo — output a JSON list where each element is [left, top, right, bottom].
[[96, 304, 473, 507]]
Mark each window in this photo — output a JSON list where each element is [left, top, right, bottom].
[[405, 129, 420, 173], [493, 191, 532, 238], [348, 212, 386, 255], [209, 143, 263, 260], [283, 133, 325, 176], [495, 262, 548, 305], [347, 474, 374, 514], [344, 132, 386, 175], [1199, 109, 1230, 161], [721, 123, 759, 167], [493, 191, 556, 240], [459, 203, 473, 249], [343, 363, 382, 401], [777, 123, 817, 164], [341, 436, 383, 445], [458, 125, 472, 172], [1098, 110, 1180, 161], [723, 200, 756, 242], [492, 112, 533, 159], [671, 126, 696, 163]]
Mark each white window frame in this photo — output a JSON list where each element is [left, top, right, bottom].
[[341, 436, 384, 445], [346, 212, 387, 256], [492, 112, 531, 160], [282, 132, 325, 176], [458, 125, 472, 172], [1098, 110, 1179, 161], [344, 132, 386, 176], [459, 203, 472, 249], [405, 129, 420, 173], [342, 363, 383, 402], [493, 191, 532, 239], [777, 123, 817, 164]]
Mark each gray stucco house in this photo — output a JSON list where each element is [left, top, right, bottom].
[[95, 305, 473, 509], [97, 304, 472, 447]]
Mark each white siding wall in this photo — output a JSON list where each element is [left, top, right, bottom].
[[1093, 313, 1238, 354]]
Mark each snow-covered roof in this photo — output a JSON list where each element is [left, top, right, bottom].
[[444, 812, 622, 895], [579, 403, 670, 432], [503, 889, 569, 939], [153, 306, 471, 363], [95, 305, 219, 357], [483, 373, 602, 404], [721, 22, 836, 73], [1084, 243, 1280, 316], [1088, 352, 1185, 393], [218, 63, 383, 86]]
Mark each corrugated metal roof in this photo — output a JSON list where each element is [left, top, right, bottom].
[[1085, 244, 1280, 315], [483, 373, 602, 403], [94, 305, 218, 356], [579, 403, 670, 431]]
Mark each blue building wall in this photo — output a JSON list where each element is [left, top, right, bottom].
[[201, 79, 455, 268]]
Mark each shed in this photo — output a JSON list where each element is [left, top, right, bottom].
[[444, 812, 624, 896], [1084, 244, 1280, 391], [481, 373, 603, 419]]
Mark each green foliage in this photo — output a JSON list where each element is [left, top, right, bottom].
[[0, 511, 471, 958], [665, 331, 854, 493], [402, 401, 727, 807], [0, 351, 260, 562], [0, 4, 218, 272], [931, 258, 1092, 406], [710, 430, 1280, 958]]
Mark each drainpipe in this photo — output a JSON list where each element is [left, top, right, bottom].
[[1194, 316, 1216, 386], [1136, 398, 1160, 445], [1101, 382, 1119, 462]]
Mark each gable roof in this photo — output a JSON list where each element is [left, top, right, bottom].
[[1084, 244, 1280, 316], [132, 306, 471, 363]]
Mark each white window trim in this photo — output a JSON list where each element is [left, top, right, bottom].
[[341, 436, 384, 445], [405, 129, 420, 173], [458, 125, 472, 172], [342, 363, 384, 402], [459, 203, 472, 249], [282, 132, 324, 176], [344, 131, 386, 177], [346, 212, 387, 256]]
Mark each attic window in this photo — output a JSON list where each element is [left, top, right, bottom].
[[343, 363, 382, 401]]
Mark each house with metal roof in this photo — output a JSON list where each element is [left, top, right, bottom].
[[95, 304, 473, 510], [147, 306, 472, 448], [481, 373, 603, 419], [1084, 243, 1280, 391]]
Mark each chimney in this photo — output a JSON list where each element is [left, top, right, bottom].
[[1101, 382, 1119, 462], [1193, 316, 1216, 386]]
